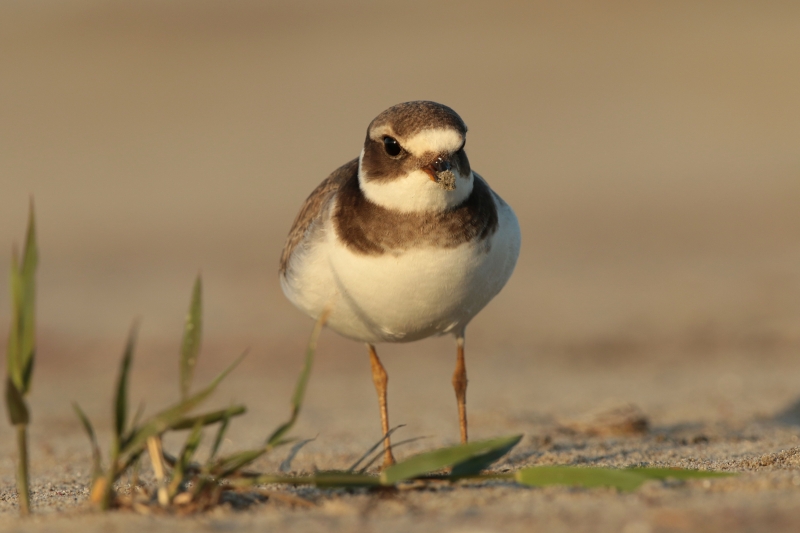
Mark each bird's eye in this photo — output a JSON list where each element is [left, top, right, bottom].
[[382, 136, 402, 157]]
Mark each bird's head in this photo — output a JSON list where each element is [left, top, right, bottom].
[[358, 101, 473, 213]]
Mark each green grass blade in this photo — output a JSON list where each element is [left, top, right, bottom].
[[120, 400, 208, 462], [20, 200, 39, 280], [234, 472, 382, 489], [72, 402, 103, 480], [209, 406, 237, 461], [6, 203, 39, 395], [380, 435, 523, 485], [311, 472, 383, 487], [17, 202, 37, 395], [627, 467, 734, 480], [212, 448, 268, 478], [171, 405, 246, 430], [130, 401, 146, 431], [348, 425, 405, 473], [357, 436, 427, 474], [515, 466, 648, 491], [5, 202, 37, 517], [168, 421, 204, 498], [179, 276, 202, 400], [6, 250, 23, 390], [120, 351, 246, 458], [266, 311, 328, 447], [450, 436, 522, 477], [5, 203, 38, 393], [5, 377, 29, 425], [114, 323, 138, 442], [21, 356, 35, 397], [15, 425, 30, 516]]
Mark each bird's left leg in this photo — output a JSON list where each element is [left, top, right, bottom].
[[452, 332, 468, 443], [368, 344, 396, 467]]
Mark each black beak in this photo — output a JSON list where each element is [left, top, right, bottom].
[[431, 157, 451, 173], [422, 156, 456, 191], [423, 156, 452, 180]]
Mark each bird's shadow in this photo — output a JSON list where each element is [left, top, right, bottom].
[[773, 396, 800, 425]]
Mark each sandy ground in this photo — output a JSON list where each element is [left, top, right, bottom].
[[2, 1, 800, 531]]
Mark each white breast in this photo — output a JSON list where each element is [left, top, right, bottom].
[[281, 192, 521, 345]]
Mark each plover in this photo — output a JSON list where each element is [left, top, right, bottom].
[[280, 101, 520, 467]]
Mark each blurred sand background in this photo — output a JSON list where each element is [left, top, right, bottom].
[[2, 1, 800, 531]]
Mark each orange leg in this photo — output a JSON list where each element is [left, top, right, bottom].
[[452, 335, 468, 443], [368, 344, 396, 467]]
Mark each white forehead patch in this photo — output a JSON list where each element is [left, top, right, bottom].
[[369, 125, 394, 141], [402, 128, 464, 157]]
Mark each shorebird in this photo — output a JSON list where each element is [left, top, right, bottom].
[[280, 101, 520, 467]]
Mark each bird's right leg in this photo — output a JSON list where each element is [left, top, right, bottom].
[[368, 344, 396, 468], [452, 333, 468, 444]]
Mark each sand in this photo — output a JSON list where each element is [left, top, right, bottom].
[[2, 1, 800, 531]]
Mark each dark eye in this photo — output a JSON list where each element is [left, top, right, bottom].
[[382, 136, 402, 157]]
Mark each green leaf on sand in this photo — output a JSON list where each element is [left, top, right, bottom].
[[381, 435, 523, 485], [627, 467, 733, 481], [515, 465, 732, 491]]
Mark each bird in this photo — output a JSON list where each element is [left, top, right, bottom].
[[279, 101, 520, 467]]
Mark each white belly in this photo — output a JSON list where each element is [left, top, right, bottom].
[[281, 201, 520, 344]]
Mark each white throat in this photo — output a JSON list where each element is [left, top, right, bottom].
[[357, 149, 474, 213]]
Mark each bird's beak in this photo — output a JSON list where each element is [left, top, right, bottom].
[[422, 156, 456, 191]]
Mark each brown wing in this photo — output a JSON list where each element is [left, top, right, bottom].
[[279, 158, 359, 274]]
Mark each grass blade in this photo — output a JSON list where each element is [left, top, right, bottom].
[[380, 435, 522, 485], [146, 436, 170, 506], [209, 407, 235, 461], [171, 405, 246, 430], [515, 466, 648, 491], [7, 224, 38, 395], [72, 403, 103, 480], [18, 202, 38, 396], [348, 425, 405, 473], [168, 421, 204, 498], [5, 202, 37, 517], [120, 351, 246, 458], [628, 467, 734, 480], [234, 472, 382, 489], [180, 276, 202, 399], [356, 436, 427, 474], [212, 448, 269, 478], [450, 436, 521, 477], [114, 323, 138, 443], [266, 310, 328, 447], [311, 472, 383, 488], [14, 425, 30, 515], [6, 251, 23, 391], [130, 401, 146, 431], [5, 377, 29, 425], [6, 203, 38, 395]]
